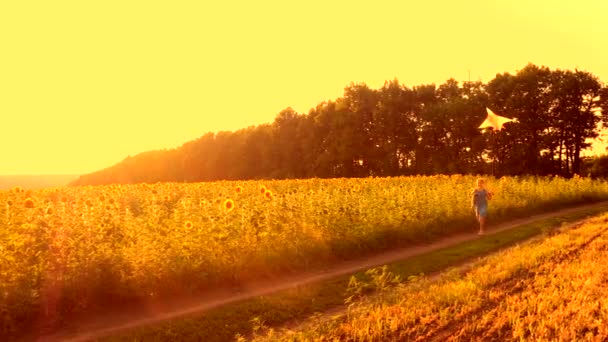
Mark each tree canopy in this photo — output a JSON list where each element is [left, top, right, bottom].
[[71, 64, 608, 186]]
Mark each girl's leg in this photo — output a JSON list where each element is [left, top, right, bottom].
[[479, 216, 486, 235], [477, 205, 488, 235]]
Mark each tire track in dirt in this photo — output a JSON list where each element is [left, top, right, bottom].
[[426, 220, 608, 342]]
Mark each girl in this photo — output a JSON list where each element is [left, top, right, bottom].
[[471, 178, 493, 235]]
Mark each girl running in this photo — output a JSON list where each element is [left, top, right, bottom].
[[471, 178, 493, 235]]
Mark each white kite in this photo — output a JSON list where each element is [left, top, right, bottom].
[[478, 108, 516, 131]]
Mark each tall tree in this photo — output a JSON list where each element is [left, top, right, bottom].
[[371, 79, 417, 175], [551, 69, 603, 175], [486, 64, 554, 175], [272, 107, 308, 178]]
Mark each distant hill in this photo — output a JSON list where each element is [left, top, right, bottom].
[[0, 175, 80, 190], [71, 150, 180, 186]]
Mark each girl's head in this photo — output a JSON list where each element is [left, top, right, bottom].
[[476, 178, 485, 188]]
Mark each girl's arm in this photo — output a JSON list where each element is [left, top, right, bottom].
[[486, 190, 493, 201]]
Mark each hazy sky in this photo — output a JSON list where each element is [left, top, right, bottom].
[[1, 0, 607, 174]]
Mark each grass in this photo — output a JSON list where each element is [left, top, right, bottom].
[[98, 203, 608, 342]]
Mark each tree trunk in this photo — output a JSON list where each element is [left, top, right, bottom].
[[558, 131, 564, 175], [573, 131, 582, 175]]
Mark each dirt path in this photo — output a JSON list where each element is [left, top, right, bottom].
[[35, 202, 608, 342], [271, 214, 593, 338]]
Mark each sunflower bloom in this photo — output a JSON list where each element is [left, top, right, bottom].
[[24, 198, 34, 209], [235, 186, 243, 194], [224, 199, 235, 212], [259, 185, 266, 194], [264, 190, 273, 199], [184, 221, 193, 229]]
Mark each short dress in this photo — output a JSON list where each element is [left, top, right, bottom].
[[472, 189, 489, 218]]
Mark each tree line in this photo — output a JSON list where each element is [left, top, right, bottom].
[[71, 63, 608, 186]]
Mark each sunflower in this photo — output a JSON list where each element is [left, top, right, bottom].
[[24, 198, 34, 208], [223, 199, 235, 212], [264, 190, 273, 199], [184, 221, 193, 229], [235, 186, 243, 194], [260, 185, 267, 194]]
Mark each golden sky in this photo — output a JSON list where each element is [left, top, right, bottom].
[[1, 0, 607, 174]]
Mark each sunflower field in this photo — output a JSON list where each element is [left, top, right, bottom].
[[1, 175, 607, 337]]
